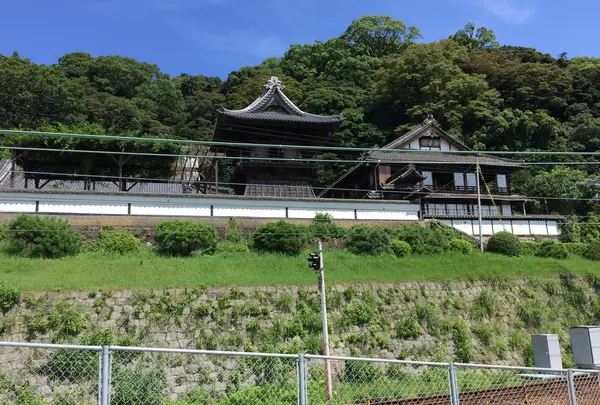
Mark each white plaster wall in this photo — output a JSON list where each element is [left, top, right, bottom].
[[39, 204, 128, 215], [0, 202, 36, 213], [287, 209, 355, 220], [131, 205, 211, 217]]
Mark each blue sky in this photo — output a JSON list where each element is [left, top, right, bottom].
[[2, 0, 599, 79]]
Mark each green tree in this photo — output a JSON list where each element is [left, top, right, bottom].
[[341, 15, 421, 57], [451, 22, 499, 50]]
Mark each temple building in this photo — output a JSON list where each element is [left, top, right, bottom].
[[211, 77, 343, 198], [319, 115, 534, 221]]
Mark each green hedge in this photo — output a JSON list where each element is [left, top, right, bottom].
[[564, 243, 588, 257], [155, 220, 218, 256], [252, 221, 308, 255], [486, 231, 522, 257]]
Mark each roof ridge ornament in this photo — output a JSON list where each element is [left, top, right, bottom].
[[422, 113, 438, 126], [265, 76, 284, 90]]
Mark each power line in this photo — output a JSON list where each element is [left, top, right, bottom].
[[2, 129, 600, 157], [3, 144, 600, 167], [3, 168, 600, 203]]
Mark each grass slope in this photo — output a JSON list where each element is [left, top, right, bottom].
[[1, 250, 599, 291]]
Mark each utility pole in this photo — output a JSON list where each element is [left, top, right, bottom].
[[475, 157, 484, 252], [308, 242, 333, 400]]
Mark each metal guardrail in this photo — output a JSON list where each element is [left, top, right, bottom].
[[1, 341, 599, 405]]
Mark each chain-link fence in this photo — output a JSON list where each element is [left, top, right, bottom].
[[305, 355, 451, 405], [2, 341, 600, 405], [0, 342, 102, 405], [108, 346, 299, 405]]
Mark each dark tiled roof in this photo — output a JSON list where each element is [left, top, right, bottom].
[[244, 180, 315, 198], [218, 110, 342, 124], [218, 76, 343, 125], [367, 151, 523, 167]]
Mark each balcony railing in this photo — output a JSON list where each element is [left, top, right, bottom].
[[430, 185, 510, 195]]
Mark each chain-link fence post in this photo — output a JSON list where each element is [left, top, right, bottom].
[[567, 369, 577, 405], [448, 363, 460, 405], [100, 346, 110, 405], [297, 354, 307, 405]]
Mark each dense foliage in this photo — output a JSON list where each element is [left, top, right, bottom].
[[486, 231, 523, 257], [98, 230, 141, 255], [308, 213, 347, 242], [390, 240, 412, 257], [449, 238, 473, 254], [7, 215, 82, 258], [345, 225, 391, 255], [251, 221, 308, 255], [585, 241, 600, 261], [535, 239, 569, 259], [155, 220, 218, 256]]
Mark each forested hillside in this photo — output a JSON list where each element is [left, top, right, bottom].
[[1, 16, 600, 229]]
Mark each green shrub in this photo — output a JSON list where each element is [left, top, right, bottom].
[[343, 301, 376, 326], [251, 221, 308, 255], [486, 231, 522, 257], [584, 241, 600, 261], [308, 213, 347, 242], [342, 360, 380, 383], [564, 243, 588, 256], [345, 225, 391, 255], [8, 215, 82, 258], [521, 241, 539, 256], [390, 240, 412, 257], [216, 242, 249, 254], [392, 224, 450, 254], [471, 290, 499, 320], [396, 314, 424, 339], [111, 368, 167, 405], [471, 324, 497, 347], [98, 230, 141, 254], [49, 301, 86, 341], [0, 284, 20, 314], [448, 238, 472, 254], [517, 303, 546, 328], [0, 224, 7, 241], [535, 239, 569, 259], [155, 220, 218, 256], [226, 219, 245, 243], [560, 216, 582, 243], [452, 320, 474, 362]]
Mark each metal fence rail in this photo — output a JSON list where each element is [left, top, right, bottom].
[[1, 341, 600, 405]]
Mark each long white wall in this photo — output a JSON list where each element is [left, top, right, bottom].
[[0, 192, 559, 236], [441, 219, 560, 237], [0, 192, 421, 221]]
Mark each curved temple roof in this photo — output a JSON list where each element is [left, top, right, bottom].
[[217, 77, 343, 125]]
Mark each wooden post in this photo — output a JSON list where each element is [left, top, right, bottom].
[[10, 149, 15, 188], [214, 159, 219, 192]]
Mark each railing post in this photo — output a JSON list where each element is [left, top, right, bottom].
[[297, 355, 307, 405], [567, 369, 577, 405], [101, 346, 110, 405], [448, 363, 460, 405]]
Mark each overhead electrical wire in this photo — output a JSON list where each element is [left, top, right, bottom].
[[2, 129, 600, 157]]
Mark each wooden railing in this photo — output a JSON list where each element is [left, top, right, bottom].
[[430, 185, 510, 195]]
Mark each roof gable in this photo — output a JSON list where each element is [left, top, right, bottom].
[[217, 77, 343, 125], [383, 115, 470, 151]]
